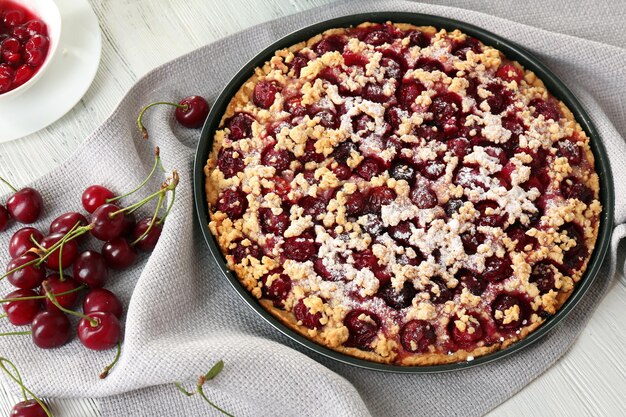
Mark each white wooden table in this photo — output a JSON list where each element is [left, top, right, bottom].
[[1, 1, 625, 415]]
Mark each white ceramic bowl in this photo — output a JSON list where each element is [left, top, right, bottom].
[[0, 0, 62, 101]]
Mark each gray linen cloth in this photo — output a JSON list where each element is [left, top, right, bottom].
[[1, 1, 625, 416]]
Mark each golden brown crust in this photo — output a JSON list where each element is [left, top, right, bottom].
[[205, 22, 601, 366]]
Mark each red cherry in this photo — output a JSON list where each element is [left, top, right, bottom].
[[12, 65, 33, 88], [39, 233, 79, 270], [25, 20, 47, 36], [83, 288, 123, 319], [345, 190, 366, 216], [2, 9, 24, 26], [283, 235, 316, 261], [102, 237, 137, 269], [292, 299, 322, 329], [0, 204, 9, 231], [82, 185, 115, 213], [400, 319, 436, 353], [49, 212, 88, 235], [72, 251, 108, 288], [379, 281, 416, 309], [253, 81, 279, 109], [225, 112, 254, 140], [90, 203, 126, 241], [450, 316, 484, 347], [9, 227, 43, 258], [6, 253, 45, 289], [31, 310, 72, 349], [1, 37, 21, 65], [6, 188, 43, 224], [261, 271, 292, 306], [496, 64, 523, 83], [216, 148, 245, 178], [131, 217, 162, 252], [2, 289, 41, 325], [344, 309, 381, 349], [78, 311, 121, 350], [175, 95, 210, 128], [120, 211, 136, 237], [492, 294, 527, 330], [259, 208, 289, 235], [11, 399, 48, 417], [216, 189, 247, 219], [43, 274, 81, 312]]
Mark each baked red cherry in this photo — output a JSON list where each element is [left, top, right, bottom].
[[8, 227, 43, 258], [226, 112, 254, 140], [216, 148, 245, 178], [344, 309, 381, 349], [6, 187, 43, 224], [231, 240, 261, 263], [379, 281, 416, 309], [293, 299, 322, 329], [78, 311, 121, 350], [450, 316, 484, 348], [529, 98, 561, 121], [83, 288, 123, 319], [261, 147, 293, 171], [427, 277, 453, 304], [530, 262, 556, 294], [175, 95, 210, 128], [216, 188, 248, 219], [460, 231, 486, 255], [10, 399, 48, 417], [131, 217, 162, 252], [496, 64, 523, 83], [400, 319, 436, 353], [408, 30, 431, 47], [345, 190, 366, 217], [253, 80, 279, 109], [483, 255, 513, 282], [458, 270, 487, 295], [366, 186, 396, 213], [73, 250, 108, 288], [102, 237, 137, 270], [313, 35, 345, 55], [43, 274, 81, 312], [0, 204, 9, 232], [39, 233, 79, 269], [492, 294, 527, 330], [49, 212, 88, 235], [283, 235, 316, 261], [31, 310, 72, 349], [261, 272, 292, 306], [90, 203, 126, 241], [6, 253, 45, 289], [2, 288, 41, 325], [82, 185, 115, 213], [410, 186, 438, 209], [259, 208, 289, 235]]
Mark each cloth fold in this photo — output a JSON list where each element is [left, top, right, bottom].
[[1, 1, 625, 416]]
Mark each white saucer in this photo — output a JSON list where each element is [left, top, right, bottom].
[[0, 0, 101, 142]]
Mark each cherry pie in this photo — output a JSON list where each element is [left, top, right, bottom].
[[204, 22, 601, 365]]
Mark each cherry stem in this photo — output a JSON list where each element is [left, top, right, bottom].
[[0, 357, 53, 417], [42, 282, 97, 327], [107, 147, 161, 203], [56, 220, 82, 282], [174, 361, 232, 417], [0, 313, 6, 319], [131, 192, 164, 246], [0, 285, 85, 304], [137, 102, 189, 139], [157, 188, 176, 225], [112, 170, 179, 218], [0, 175, 17, 193], [29, 234, 46, 251], [0, 330, 31, 336], [100, 342, 121, 379]]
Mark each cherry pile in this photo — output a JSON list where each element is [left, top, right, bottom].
[[0, 148, 179, 378], [0, 357, 52, 417], [0, 0, 50, 94]]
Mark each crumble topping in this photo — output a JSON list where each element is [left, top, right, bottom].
[[205, 22, 601, 366]]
